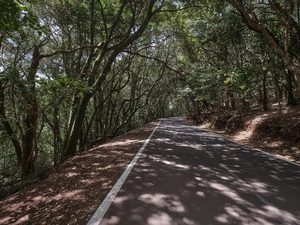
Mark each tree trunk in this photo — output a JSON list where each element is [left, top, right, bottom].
[[0, 82, 22, 163], [271, 71, 283, 119], [53, 106, 62, 165], [21, 46, 40, 178], [229, 90, 235, 111], [262, 73, 268, 111], [225, 0, 300, 99], [286, 63, 300, 99], [21, 104, 38, 178], [62, 92, 93, 158], [285, 69, 296, 105]]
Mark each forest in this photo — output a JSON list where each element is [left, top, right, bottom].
[[1, 0, 300, 195]]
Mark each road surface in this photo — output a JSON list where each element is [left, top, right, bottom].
[[88, 118, 300, 225]]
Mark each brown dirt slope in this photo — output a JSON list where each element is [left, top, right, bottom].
[[199, 104, 300, 164], [0, 120, 160, 225]]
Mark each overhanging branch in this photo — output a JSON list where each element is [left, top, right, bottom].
[[122, 49, 182, 75], [39, 44, 104, 59]]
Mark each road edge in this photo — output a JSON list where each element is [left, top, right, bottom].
[[86, 119, 162, 225], [188, 123, 300, 167]]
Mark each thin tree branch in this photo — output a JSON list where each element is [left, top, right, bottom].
[[122, 49, 182, 74], [39, 44, 104, 59]]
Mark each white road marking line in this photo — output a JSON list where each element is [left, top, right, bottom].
[[86, 120, 161, 225]]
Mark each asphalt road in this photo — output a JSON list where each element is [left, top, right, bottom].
[[88, 117, 300, 225]]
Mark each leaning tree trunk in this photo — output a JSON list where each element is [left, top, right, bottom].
[[0, 81, 22, 164], [62, 91, 94, 158]]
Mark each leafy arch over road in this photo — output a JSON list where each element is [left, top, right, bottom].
[[0, 0, 299, 184]]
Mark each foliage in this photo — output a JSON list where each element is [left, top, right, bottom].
[[0, 0, 299, 190], [0, 0, 46, 37]]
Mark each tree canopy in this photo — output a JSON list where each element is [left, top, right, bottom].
[[0, 0, 299, 187]]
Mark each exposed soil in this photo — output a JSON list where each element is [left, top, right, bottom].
[[197, 104, 300, 164], [0, 120, 160, 225]]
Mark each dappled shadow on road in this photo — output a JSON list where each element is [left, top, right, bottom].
[[100, 118, 300, 225]]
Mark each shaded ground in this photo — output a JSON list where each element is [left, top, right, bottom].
[[196, 104, 300, 164], [0, 120, 159, 225]]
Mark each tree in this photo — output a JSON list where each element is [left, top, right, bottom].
[[224, 0, 300, 99], [1, 0, 187, 181], [0, 0, 48, 178], [60, 0, 166, 158]]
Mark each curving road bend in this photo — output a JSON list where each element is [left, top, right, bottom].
[[88, 117, 300, 225]]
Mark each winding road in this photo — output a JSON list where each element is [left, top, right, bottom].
[[88, 118, 300, 225]]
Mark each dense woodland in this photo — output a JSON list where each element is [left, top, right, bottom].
[[1, 0, 299, 189]]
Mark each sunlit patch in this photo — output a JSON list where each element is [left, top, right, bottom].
[[259, 205, 300, 224], [141, 168, 155, 172], [147, 212, 172, 225], [220, 176, 231, 180], [224, 205, 242, 218], [182, 217, 197, 225], [197, 165, 211, 171], [32, 196, 46, 202], [250, 181, 269, 194], [209, 182, 247, 205], [61, 190, 83, 199], [161, 160, 172, 165], [175, 164, 190, 169], [140, 161, 152, 167], [186, 181, 197, 188], [114, 196, 129, 205], [215, 214, 229, 223], [144, 182, 154, 187], [80, 179, 96, 185], [138, 193, 185, 213], [101, 139, 142, 148], [0, 217, 13, 224], [101, 215, 120, 225], [4, 202, 24, 213], [176, 143, 204, 150], [66, 172, 79, 177], [196, 191, 205, 197], [155, 138, 171, 143], [138, 193, 167, 207], [212, 144, 222, 147], [15, 214, 29, 224], [54, 193, 62, 200], [150, 157, 190, 170]]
